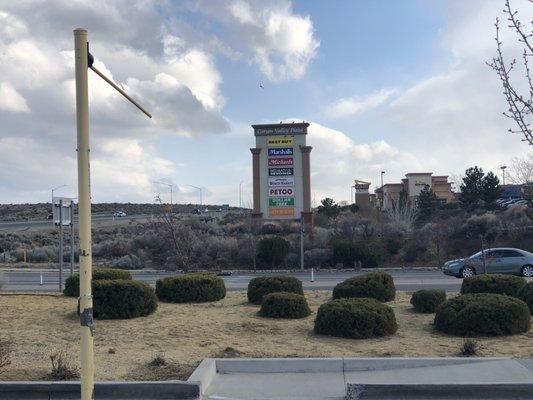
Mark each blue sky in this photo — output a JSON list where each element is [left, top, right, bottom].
[[0, 0, 531, 205]]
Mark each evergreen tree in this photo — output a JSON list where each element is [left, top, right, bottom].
[[482, 171, 501, 207], [416, 185, 438, 221], [459, 166, 485, 209], [317, 198, 340, 218]]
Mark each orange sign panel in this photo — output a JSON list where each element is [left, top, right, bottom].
[[268, 207, 295, 217]]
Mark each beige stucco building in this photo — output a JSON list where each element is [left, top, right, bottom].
[[375, 172, 455, 210]]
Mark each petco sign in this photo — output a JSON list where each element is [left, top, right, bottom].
[[269, 187, 294, 197]]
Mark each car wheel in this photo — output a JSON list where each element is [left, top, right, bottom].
[[521, 265, 533, 278], [461, 266, 475, 278]]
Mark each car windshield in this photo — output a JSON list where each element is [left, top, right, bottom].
[[469, 251, 483, 259]]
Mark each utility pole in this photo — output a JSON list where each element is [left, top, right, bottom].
[[70, 200, 74, 275], [300, 218, 305, 271], [74, 28, 94, 400], [58, 199, 63, 292], [74, 28, 151, 400], [500, 165, 507, 186]]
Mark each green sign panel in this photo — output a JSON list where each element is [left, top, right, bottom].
[[269, 197, 294, 207]]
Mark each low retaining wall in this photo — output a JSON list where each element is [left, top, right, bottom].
[[0, 381, 199, 399]]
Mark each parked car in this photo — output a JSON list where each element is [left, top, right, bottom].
[[442, 248, 533, 278], [113, 210, 126, 217]]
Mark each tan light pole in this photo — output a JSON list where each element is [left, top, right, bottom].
[[74, 28, 94, 400], [74, 28, 152, 400]]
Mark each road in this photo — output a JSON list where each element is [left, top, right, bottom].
[[0, 211, 232, 232], [2, 269, 471, 292], [0, 214, 152, 232]]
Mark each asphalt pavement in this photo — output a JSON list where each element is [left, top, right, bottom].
[[0, 214, 152, 232], [1, 268, 467, 292]]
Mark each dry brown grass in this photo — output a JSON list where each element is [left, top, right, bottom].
[[1, 291, 533, 381]]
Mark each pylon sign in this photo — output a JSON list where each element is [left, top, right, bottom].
[[250, 123, 313, 223]]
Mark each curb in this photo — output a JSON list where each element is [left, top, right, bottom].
[[346, 383, 533, 399], [0, 267, 441, 273]]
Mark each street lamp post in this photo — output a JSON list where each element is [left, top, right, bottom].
[[500, 165, 507, 186], [74, 28, 151, 400], [51, 184, 68, 292], [153, 181, 174, 210], [239, 180, 244, 208], [188, 184, 202, 206], [380, 171, 385, 208], [51, 184, 68, 205]]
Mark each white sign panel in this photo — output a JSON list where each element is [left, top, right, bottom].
[[268, 177, 294, 187], [52, 197, 73, 226]]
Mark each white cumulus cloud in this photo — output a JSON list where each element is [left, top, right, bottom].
[[325, 89, 396, 118], [193, 0, 319, 81], [0, 82, 30, 113]]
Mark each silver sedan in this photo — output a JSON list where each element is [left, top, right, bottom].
[[442, 248, 533, 279]]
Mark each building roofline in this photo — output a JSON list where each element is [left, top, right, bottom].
[[252, 122, 309, 129], [405, 172, 433, 176], [382, 183, 404, 187]]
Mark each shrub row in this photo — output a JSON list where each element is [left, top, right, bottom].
[[64, 269, 132, 297], [156, 273, 226, 303], [460, 274, 526, 297], [518, 282, 533, 314], [314, 298, 397, 339], [332, 271, 395, 302], [247, 276, 303, 305], [259, 292, 311, 319], [434, 293, 530, 336], [92, 280, 157, 320], [410, 289, 446, 313]]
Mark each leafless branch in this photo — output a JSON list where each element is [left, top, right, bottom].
[[488, 0, 533, 145]]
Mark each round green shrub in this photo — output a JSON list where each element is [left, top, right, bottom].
[[410, 289, 446, 313], [332, 272, 395, 302], [92, 280, 157, 320], [247, 276, 303, 305], [63, 268, 132, 297], [518, 282, 533, 314], [434, 293, 531, 336], [259, 292, 311, 319], [156, 273, 226, 303], [314, 298, 398, 339], [460, 274, 526, 297]]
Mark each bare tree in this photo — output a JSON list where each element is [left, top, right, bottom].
[[143, 195, 199, 271], [488, 0, 533, 145], [387, 197, 418, 233], [509, 153, 533, 183]]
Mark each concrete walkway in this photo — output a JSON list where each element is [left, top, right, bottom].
[[188, 358, 533, 400]]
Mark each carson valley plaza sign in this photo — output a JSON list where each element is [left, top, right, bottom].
[[250, 123, 313, 224]]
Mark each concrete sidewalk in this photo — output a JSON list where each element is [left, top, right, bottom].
[[188, 357, 533, 400]]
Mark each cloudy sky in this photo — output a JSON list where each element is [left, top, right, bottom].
[[0, 0, 531, 205]]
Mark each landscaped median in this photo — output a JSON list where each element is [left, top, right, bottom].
[[1, 287, 532, 382]]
